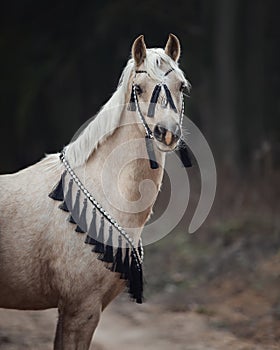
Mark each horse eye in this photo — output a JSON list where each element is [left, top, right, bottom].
[[134, 85, 143, 95]]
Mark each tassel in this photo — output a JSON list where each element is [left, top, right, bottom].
[[127, 88, 136, 111], [49, 172, 65, 201], [123, 244, 130, 280], [94, 217, 105, 254], [69, 190, 81, 224], [129, 252, 143, 304], [65, 179, 73, 208], [145, 136, 159, 169], [147, 84, 161, 117], [176, 139, 192, 168], [58, 201, 69, 212], [59, 179, 74, 212], [85, 208, 98, 245], [103, 225, 114, 263], [75, 198, 87, 233], [68, 215, 76, 224], [112, 236, 124, 274], [163, 84, 177, 113]]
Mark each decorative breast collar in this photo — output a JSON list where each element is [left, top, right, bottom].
[[49, 150, 144, 303]]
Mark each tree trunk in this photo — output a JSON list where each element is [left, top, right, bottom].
[[214, 0, 238, 169]]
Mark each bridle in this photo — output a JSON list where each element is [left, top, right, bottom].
[[127, 68, 185, 169]]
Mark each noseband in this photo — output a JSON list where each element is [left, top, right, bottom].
[[128, 68, 185, 169]]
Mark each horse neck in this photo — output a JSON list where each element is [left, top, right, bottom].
[[83, 109, 166, 241]]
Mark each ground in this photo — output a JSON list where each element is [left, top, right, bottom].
[[0, 298, 278, 350], [1, 251, 280, 350]]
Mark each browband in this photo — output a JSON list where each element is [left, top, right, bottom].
[[135, 68, 174, 76]]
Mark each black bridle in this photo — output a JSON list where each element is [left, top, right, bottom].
[[128, 68, 181, 121], [127, 68, 189, 169]]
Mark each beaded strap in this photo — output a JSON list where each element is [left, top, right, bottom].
[[132, 68, 185, 137], [60, 151, 144, 268], [132, 84, 154, 139]]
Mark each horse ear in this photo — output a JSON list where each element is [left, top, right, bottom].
[[165, 33, 181, 62], [132, 35, 146, 66]]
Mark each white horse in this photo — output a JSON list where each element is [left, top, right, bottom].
[[0, 34, 190, 349]]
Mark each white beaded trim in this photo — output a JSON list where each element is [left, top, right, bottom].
[[60, 151, 143, 267], [133, 84, 153, 139]]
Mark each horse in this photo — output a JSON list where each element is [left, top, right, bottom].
[[0, 34, 191, 349]]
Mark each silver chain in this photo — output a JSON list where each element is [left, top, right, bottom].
[[180, 92, 185, 127], [132, 84, 153, 139], [60, 151, 144, 267]]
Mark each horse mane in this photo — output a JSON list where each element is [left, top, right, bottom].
[[64, 48, 189, 168]]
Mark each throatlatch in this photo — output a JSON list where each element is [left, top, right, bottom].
[[49, 151, 144, 304]]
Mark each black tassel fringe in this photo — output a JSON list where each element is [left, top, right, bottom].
[[65, 179, 73, 209], [58, 179, 74, 212], [85, 208, 98, 245], [75, 198, 88, 233], [145, 136, 159, 169], [163, 84, 177, 113], [69, 190, 81, 224], [59, 201, 69, 212], [123, 245, 130, 280], [176, 139, 192, 168], [129, 252, 143, 304], [103, 225, 114, 263], [49, 176, 144, 303], [112, 236, 124, 274], [49, 172, 65, 201], [94, 217, 105, 254], [147, 84, 161, 117]]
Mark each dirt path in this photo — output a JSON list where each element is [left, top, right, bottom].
[[0, 299, 277, 350]]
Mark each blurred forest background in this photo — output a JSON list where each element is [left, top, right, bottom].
[[0, 0, 279, 349], [0, 0, 279, 173]]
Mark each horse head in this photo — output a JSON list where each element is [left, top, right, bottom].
[[129, 34, 189, 154]]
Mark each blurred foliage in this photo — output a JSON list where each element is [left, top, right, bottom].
[[0, 0, 279, 172]]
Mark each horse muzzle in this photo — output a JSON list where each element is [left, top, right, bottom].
[[153, 123, 181, 149]]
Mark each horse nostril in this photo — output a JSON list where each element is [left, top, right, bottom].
[[154, 123, 181, 146], [154, 124, 167, 142]]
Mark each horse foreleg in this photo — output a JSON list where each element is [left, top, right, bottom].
[[54, 302, 101, 350]]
